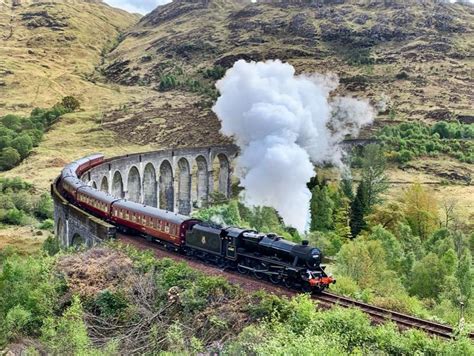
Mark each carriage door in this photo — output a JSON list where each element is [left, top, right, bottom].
[[226, 236, 237, 260]]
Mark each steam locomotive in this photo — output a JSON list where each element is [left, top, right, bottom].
[[57, 154, 335, 293]]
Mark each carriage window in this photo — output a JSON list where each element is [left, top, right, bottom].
[[165, 223, 170, 233]]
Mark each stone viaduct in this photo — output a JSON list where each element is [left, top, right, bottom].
[[53, 145, 238, 247], [81, 145, 238, 215]]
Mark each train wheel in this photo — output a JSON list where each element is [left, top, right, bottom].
[[237, 264, 248, 274], [253, 263, 266, 280], [269, 273, 281, 285], [284, 278, 295, 289], [301, 284, 312, 293], [217, 258, 226, 269], [313, 286, 325, 294]]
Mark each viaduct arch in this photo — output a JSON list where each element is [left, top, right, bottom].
[[82, 145, 238, 215]]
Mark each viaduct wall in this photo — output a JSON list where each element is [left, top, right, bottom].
[[52, 178, 116, 247]]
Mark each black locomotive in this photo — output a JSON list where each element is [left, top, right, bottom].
[[185, 224, 334, 292]]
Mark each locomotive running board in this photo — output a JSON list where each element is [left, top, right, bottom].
[[237, 264, 279, 275]]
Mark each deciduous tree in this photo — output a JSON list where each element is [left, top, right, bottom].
[[402, 183, 439, 240]]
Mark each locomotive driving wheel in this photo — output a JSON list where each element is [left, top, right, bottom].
[[253, 262, 267, 280], [269, 272, 281, 285], [284, 278, 295, 289], [237, 259, 249, 274]]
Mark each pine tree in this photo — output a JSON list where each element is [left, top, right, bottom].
[[340, 174, 354, 201], [310, 185, 334, 232], [350, 181, 368, 238], [334, 197, 352, 239]]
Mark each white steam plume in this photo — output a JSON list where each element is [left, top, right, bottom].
[[213, 60, 374, 232]]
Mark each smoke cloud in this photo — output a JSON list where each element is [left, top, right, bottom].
[[213, 60, 374, 232]]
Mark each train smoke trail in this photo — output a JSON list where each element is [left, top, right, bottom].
[[213, 60, 374, 232]]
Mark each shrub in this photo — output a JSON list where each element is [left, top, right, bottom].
[[60, 96, 80, 112], [94, 290, 128, 317], [1, 115, 22, 131], [0, 253, 61, 343], [159, 74, 178, 91], [41, 296, 94, 355], [11, 190, 34, 214], [5, 305, 32, 340], [398, 150, 413, 163], [34, 193, 53, 220], [0, 147, 21, 170], [203, 65, 226, 80], [330, 275, 359, 298], [3, 208, 26, 225], [396, 71, 409, 80], [42, 235, 60, 256], [39, 219, 54, 230], [10, 135, 33, 159]]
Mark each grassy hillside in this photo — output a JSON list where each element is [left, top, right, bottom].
[[0, 0, 159, 189], [0, 0, 142, 115], [105, 0, 473, 124]]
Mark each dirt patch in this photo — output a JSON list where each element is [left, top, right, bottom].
[[46, 157, 68, 168]]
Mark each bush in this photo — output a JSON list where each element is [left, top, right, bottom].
[[93, 290, 128, 317], [159, 74, 178, 91], [5, 305, 32, 340], [398, 149, 413, 163], [0, 253, 61, 344], [330, 275, 359, 298], [34, 193, 53, 220], [39, 219, 54, 230], [3, 208, 26, 225], [0, 147, 21, 170], [11, 135, 33, 159], [42, 235, 60, 256], [377, 121, 474, 164], [396, 71, 409, 80], [203, 65, 226, 80], [41, 296, 96, 355], [60, 96, 80, 112], [0, 102, 70, 171]]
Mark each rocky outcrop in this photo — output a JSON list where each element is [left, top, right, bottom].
[[22, 10, 68, 29]]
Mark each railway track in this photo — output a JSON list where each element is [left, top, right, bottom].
[[117, 233, 473, 340]]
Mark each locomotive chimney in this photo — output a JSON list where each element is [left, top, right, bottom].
[[302, 240, 309, 246]]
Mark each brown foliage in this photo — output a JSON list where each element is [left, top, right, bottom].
[[56, 248, 134, 298]]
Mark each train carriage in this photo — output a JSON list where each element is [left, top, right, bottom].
[[76, 154, 104, 176], [76, 186, 119, 220], [62, 176, 86, 200], [110, 200, 198, 246]]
